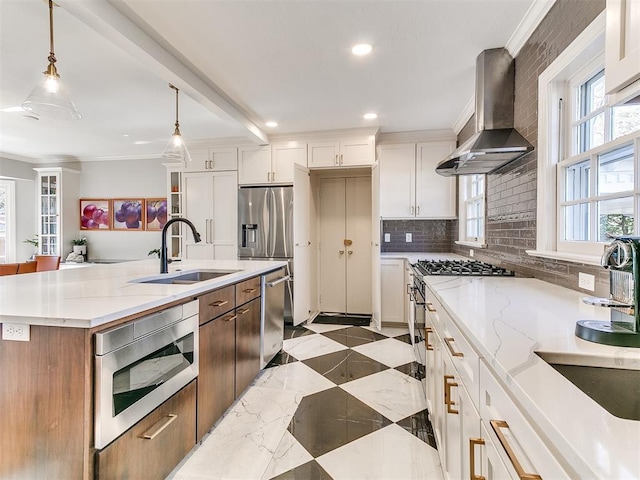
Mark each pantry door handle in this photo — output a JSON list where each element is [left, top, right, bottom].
[[140, 414, 177, 440], [490, 420, 542, 480], [444, 337, 464, 357], [425, 327, 433, 351], [339, 250, 345, 255], [469, 438, 486, 480], [444, 375, 459, 414]]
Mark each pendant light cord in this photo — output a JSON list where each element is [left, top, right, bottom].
[[48, 0, 56, 66], [170, 84, 180, 129]]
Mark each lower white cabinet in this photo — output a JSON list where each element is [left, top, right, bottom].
[[380, 258, 405, 324], [183, 171, 237, 260]]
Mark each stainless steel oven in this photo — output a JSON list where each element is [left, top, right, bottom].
[[94, 301, 199, 449]]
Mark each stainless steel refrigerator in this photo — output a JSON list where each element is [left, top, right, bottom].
[[238, 186, 294, 323]]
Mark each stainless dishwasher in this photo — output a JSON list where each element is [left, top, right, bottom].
[[261, 268, 290, 368]]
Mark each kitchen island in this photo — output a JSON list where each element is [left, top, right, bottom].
[[0, 258, 286, 480]]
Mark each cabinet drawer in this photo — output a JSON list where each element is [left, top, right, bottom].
[[199, 285, 235, 324], [95, 381, 196, 480], [479, 361, 570, 479], [236, 276, 261, 306]]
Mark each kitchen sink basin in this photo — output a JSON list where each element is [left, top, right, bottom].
[[132, 269, 241, 285], [536, 352, 640, 421]]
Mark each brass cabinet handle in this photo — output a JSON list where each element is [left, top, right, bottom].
[[339, 250, 345, 255], [444, 375, 459, 414], [425, 327, 434, 351], [490, 420, 542, 480], [444, 337, 464, 357], [140, 414, 177, 440], [243, 288, 258, 293], [348, 250, 353, 255], [238, 308, 250, 315], [224, 314, 238, 322], [210, 300, 228, 307], [469, 438, 486, 480], [426, 302, 437, 312]]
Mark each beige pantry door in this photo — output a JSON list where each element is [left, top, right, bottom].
[[318, 176, 372, 314]]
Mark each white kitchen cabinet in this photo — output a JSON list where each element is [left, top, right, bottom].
[[605, 0, 640, 96], [378, 141, 456, 219], [34, 167, 80, 260], [239, 143, 304, 185], [293, 163, 312, 325], [182, 147, 238, 172], [308, 136, 374, 168], [371, 163, 382, 330], [183, 171, 237, 260], [380, 258, 405, 324]]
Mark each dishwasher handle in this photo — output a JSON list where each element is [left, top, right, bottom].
[[266, 275, 291, 288]]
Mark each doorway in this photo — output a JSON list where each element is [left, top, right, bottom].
[[318, 176, 372, 314]]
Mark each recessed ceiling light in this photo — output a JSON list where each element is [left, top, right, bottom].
[[123, 134, 129, 137], [134, 140, 152, 145], [266, 121, 278, 128], [352, 43, 373, 56], [363, 113, 378, 120]]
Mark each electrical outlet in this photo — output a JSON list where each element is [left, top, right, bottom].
[[469, 249, 474, 257], [384, 233, 390, 242], [578, 272, 595, 292], [2, 323, 30, 342], [405, 233, 412, 242]]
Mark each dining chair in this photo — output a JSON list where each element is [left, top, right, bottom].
[[0, 263, 19, 276], [35, 255, 61, 272], [17, 262, 38, 274]]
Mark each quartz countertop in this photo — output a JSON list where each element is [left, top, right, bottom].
[[425, 275, 640, 479], [0, 259, 286, 328]]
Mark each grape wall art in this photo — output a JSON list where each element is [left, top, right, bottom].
[[79, 198, 168, 231]]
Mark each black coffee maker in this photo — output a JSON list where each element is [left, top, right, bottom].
[[579, 236, 640, 347]]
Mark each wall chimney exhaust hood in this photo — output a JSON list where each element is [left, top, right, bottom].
[[436, 48, 533, 176]]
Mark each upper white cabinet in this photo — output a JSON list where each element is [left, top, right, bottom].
[[378, 140, 456, 219], [239, 143, 305, 185], [605, 0, 640, 96], [308, 136, 374, 168], [183, 147, 238, 172]]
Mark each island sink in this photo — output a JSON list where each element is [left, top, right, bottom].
[[131, 269, 241, 285]]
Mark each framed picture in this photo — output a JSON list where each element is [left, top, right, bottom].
[[145, 198, 168, 231], [112, 199, 144, 231], [80, 199, 111, 230]]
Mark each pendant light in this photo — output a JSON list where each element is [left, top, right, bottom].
[[22, 0, 81, 121], [161, 84, 192, 162]]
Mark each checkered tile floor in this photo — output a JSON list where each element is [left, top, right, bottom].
[[170, 323, 443, 480]]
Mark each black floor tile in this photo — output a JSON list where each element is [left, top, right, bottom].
[[321, 326, 387, 347], [395, 361, 425, 381], [303, 349, 389, 385], [288, 387, 392, 457], [270, 460, 333, 480], [396, 408, 437, 449], [284, 324, 314, 340], [266, 350, 299, 368], [313, 314, 371, 326], [394, 333, 413, 344]]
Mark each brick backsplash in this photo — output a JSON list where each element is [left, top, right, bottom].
[[451, 0, 608, 296], [381, 220, 453, 253]]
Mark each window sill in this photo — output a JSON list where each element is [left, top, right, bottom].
[[525, 249, 601, 266], [455, 240, 487, 248]]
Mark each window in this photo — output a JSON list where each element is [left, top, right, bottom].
[[532, 12, 640, 264], [457, 174, 485, 246], [0, 180, 16, 264]]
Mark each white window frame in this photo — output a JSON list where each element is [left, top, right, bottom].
[[455, 174, 486, 248], [0, 179, 16, 263]]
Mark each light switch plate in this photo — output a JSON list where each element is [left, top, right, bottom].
[[405, 233, 412, 242], [384, 233, 390, 242]]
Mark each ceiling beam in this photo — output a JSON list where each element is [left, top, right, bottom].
[[57, 0, 268, 145]]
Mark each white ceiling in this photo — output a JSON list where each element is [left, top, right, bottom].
[[0, 0, 545, 163]]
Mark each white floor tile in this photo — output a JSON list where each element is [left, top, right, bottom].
[[283, 333, 348, 360], [340, 369, 426, 422], [317, 424, 443, 480], [170, 386, 301, 480], [352, 337, 416, 367], [261, 431, 313, 480], [254, 362, 336, 396], [364, 325, 409, 337], [304, 323, 351, 333]]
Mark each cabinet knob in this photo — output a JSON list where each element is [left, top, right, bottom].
[[339, 250, 345, 255]]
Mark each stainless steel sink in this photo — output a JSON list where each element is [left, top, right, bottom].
[[536, 352, 640, 421], [132, 269, 241, 285]]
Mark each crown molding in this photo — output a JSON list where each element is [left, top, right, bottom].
[[452, 97, 475, 135], [377, 129, 456, 145], [505, 0, 557, 57]]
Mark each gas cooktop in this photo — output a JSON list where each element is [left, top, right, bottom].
[[413, 259, 515, 277]]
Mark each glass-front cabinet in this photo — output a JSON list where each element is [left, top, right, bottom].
[[34, 167, 80, 259], [165, 164, 184, 259]]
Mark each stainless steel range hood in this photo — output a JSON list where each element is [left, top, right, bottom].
[[436, 48, 533, 176]]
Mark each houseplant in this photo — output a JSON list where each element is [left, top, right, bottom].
[[72, 237, 87, 258], [23, 234, 38, 260]]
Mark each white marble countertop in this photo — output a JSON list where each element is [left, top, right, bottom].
[[0, 259, 286, 328], [425, 275, 640, 479], [380, 252, 468, 263]]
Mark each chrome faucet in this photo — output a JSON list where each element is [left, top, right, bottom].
[[160, 217, 201, 273]]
